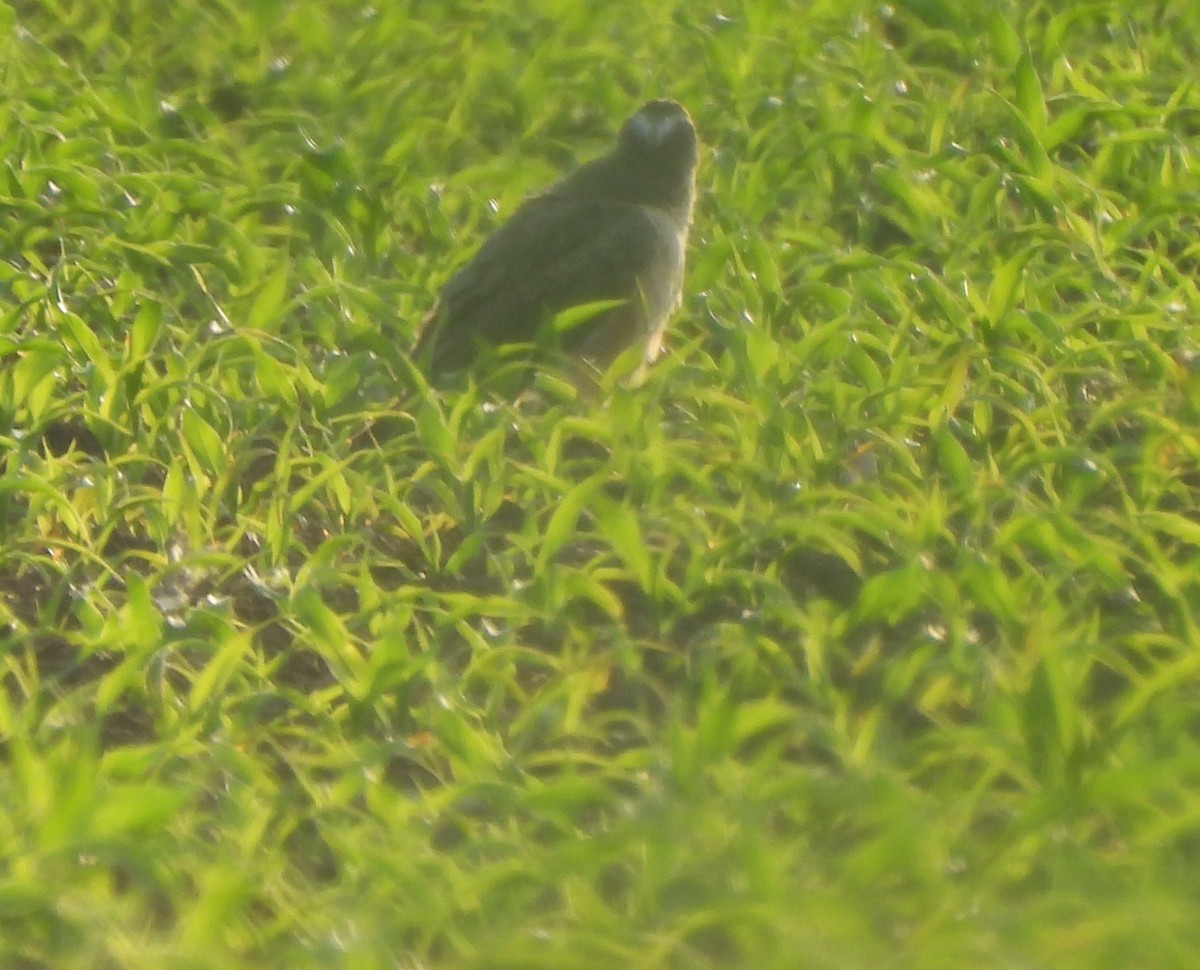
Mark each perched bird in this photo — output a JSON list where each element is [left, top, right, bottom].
[[412, 99, 698, 385]]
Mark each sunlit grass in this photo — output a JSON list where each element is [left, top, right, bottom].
[[3, 1, 1200, 967]]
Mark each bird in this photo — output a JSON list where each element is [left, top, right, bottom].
[[412, 99, 698, 386]]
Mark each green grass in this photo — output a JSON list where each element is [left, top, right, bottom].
[[4, 0, 1200, 966]]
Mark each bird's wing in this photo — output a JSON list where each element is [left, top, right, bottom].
[[414, 194, 681, 375]]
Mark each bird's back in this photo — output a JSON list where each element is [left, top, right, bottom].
[[414, 194, 683, 376]]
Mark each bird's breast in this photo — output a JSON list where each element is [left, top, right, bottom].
[[634, 206, 688, 360]]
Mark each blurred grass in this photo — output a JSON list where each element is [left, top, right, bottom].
[[3, 0, 1200, 966]]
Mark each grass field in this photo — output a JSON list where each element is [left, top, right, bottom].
[[4, 0, 1200, 966]]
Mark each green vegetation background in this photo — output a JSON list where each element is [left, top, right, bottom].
[[3, 0, 1200, 966]]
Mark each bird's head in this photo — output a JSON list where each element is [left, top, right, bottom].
[[547, 99, 698, 223], [584, 99, 698, 220], [617, 100, 698, 173]]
